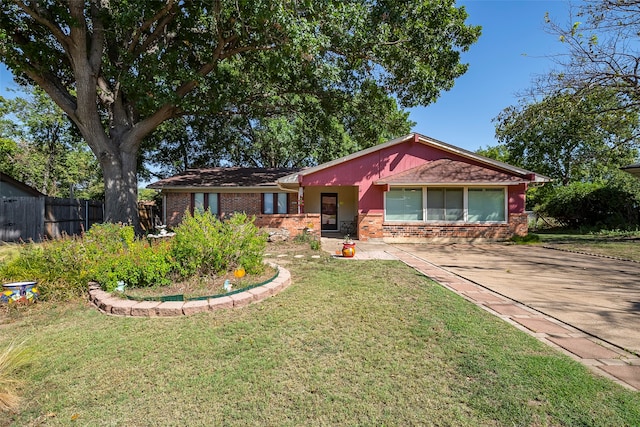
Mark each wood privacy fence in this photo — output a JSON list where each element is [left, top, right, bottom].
[[0, 196, 104, 242], [45, 197, 104, 239], [1, 197, 161, 242]]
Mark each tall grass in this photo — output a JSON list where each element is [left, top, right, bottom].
[[0, 342, 32, 413]]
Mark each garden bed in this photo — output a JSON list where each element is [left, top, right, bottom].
[[120, 265, 278, 301]]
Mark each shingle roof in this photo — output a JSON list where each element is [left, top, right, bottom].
[[147, 167, 301, 189], [374, 158, 528, 185]]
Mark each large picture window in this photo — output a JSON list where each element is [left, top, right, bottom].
[[385, 188, 423, 221], [468, 188, 505, 222], [263, 193, 289, 214], [385, 186, 507, 223], [426, 188, 463, 221]]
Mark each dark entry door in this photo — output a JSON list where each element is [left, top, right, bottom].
[[321, 193, 338, 231]]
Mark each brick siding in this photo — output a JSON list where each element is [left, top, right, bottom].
[[357, 212, 529, 241], [164, 191, 313, 237]]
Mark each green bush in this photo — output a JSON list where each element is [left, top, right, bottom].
[[0, 213, 269, 300], [92, 240, 173, 292], [171, 211, 266, 276], [0, 237, 90, 300], [221, 213, 267, 274], [538, 179, 640, 230]]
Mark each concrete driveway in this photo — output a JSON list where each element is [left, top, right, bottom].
[[391, 243, 640, 355]]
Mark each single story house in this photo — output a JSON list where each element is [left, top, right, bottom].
[[148, 133, 550, 241]]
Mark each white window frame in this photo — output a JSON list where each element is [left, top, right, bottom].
[[384, 186, 508, 224]]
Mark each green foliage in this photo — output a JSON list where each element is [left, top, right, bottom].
[[92, 241, 173, 292], [0, 1, 480, 226], [294, 230, 321, 251], [0, 86, 101, 198], [171, 211, 266, 277], [510, 234, 540, 244], [538, 179, 640, 229], [494, 88, 639, 185], [0, 216, 270, 299], [221, 213, 267, 274]]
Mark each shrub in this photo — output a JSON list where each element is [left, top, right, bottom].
[[221, 213, 267, 274], [171, 211, 266, 276], [92, 240, 173, 292], [294, 230, 321, 250], [0, 237, 90, 300]]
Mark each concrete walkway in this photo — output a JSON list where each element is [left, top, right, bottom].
[[322, 238, 640, 391]]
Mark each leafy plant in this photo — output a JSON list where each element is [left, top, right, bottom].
[[171, 210, 266, 277], [294, 229, 321, 251]]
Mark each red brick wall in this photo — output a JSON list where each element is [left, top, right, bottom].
[[164, 191, 312, 236], [357, 212, 529, 241], [254, 213, 320, 238], [165, 193, 190, 227], [357, 213, 384, 241]]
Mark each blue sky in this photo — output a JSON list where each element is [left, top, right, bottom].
[[0, 0, 573, 153], [410, 0, 572, 151]]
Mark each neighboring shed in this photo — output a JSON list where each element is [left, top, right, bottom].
[[0, 171, 45, 242]]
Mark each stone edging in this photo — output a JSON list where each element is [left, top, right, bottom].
[[88, 263, 291, 317]]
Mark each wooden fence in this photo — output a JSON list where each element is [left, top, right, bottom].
[[45, 197, 104, 239], [0, 196, 104, 242], [1, 197, 162, 242]]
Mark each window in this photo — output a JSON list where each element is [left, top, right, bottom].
[[426, 188, 463, 221], [468, 188, 505, 222], [384, 186, 507, 223], [385, 188, 423, 221], [262, 193, 289, 214], [192, 193, 219, 215]]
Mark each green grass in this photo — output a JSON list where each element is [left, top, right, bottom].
[[537, 232, 640, 261], [1, 251, 639, 426], [0, 244, 20, 266]]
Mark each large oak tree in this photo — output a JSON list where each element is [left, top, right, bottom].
[[0, 1, 480, 231]]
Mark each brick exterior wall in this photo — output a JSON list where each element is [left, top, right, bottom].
[[165, 192, 190, 227], [164, 191, 310, 237], [357, 213, 384, 241], [357, 212, 529, 242], [254, 213, 321, 238]]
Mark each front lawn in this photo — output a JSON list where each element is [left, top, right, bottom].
[[1, 247, 639, 426], [537, 232, 640, 262]]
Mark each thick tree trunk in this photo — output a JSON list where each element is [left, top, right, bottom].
[[99, 145, 142, 234]]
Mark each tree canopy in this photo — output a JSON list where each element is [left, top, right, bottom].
[[0, 86, 101, 198], [493, 88, 640, 186], [142, 80, 415, 177], [0, 1, 480, 231]]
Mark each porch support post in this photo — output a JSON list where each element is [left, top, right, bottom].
[[298, 187, 303, 214]]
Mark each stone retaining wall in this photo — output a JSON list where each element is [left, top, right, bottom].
[[89, 264, 291, 317]]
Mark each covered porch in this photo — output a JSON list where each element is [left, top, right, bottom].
[[297, 185, 359, 239]]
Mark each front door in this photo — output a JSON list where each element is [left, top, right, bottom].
[[321, 193, 338, 231]]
